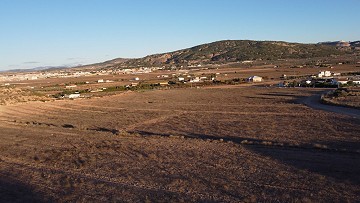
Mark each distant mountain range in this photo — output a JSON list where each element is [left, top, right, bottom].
[[3, 40, 359, 72], [0, 66, 69, 73]]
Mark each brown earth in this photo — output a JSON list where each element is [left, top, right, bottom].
[[0, 86, 359, 202]]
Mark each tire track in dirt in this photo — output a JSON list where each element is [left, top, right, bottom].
[[1, 106, 50, 118], [124, 112, 186, 132], [54, 103, 312, 116], [40, 104, 108, 114]]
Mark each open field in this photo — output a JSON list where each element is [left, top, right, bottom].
[[0, 86, 359, 202]]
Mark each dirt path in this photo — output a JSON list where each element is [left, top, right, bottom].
[[302, 91, 360, 119]]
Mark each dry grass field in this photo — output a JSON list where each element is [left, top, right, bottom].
[[0, 86, 359, 202]]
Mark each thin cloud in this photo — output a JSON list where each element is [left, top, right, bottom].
[[23, 61, 40, 64], [67, 57, 86, 61]]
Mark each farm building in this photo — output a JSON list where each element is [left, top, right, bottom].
[[318, 71, 331, 78], [159, 82, 169, 86], [68, 94, 81, 99], [247, 76, 263, 82]]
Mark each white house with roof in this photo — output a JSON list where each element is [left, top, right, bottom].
[[68, 94, 81, 99], [247, 76, 263, 82], [318, 71, 331, 78]]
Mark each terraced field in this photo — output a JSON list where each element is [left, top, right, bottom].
[[0, 87, 359, 202]]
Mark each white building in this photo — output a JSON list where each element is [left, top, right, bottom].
[[247, 76, 263, 82], [337, 79, 349, 85], [353, 80, 360, 85], [190, 77, 201, 83], [318, 71, 331, 78], [68, 94, 81, 99]]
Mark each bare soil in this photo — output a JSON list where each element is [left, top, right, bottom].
[[0, 86, 359, 202]]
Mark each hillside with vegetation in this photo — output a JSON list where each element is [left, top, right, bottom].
[[80, 40, 357, 69]]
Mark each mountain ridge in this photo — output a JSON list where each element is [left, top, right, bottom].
[[4, 39, 359, 72], [103, 39, 357, 68]]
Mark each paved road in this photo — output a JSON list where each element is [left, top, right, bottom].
[[302, 91, 360, 119]]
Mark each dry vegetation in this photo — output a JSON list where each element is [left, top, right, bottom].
[[0, 85, 359, 202], [322, 87, 360, 109], [0, 87, 51, 105]]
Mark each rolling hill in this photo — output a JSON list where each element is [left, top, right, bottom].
[[62, 40, 358, 71], [92, 40, 356, 69]]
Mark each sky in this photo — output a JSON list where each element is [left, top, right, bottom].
[[0, 0, 359, 70]]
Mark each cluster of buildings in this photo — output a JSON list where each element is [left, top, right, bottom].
[[314, 70, 360, 86], [0, 66, 166, 83], [279, 70, 360, 87], [0, 71, 95, 82]]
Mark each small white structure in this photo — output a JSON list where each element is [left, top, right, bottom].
[[159, 82, 169, 86], [353, 80, 360, 85], [247, 76, 263, 82], [337, 80, 349, 85], [68, 94, 81, 99], [280, 74, 287, 79], [134, 77, 140, 81], [190, 77, 201, 83], [178, 77, 185, 81], [318, 71, 331, 78], [65, 85, 77, 89], [98, 79, 104, 83]]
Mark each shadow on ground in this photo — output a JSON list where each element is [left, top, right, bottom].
[[130, 130, 360, 185], [260, 89, 326, 103], [0, 176, 46, 203], [247, 142, 360, 185]]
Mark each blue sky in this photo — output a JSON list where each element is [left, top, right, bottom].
[[0, 0, 359, 70]]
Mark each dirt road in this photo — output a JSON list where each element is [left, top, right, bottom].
[[302, 90, 360, 119]]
